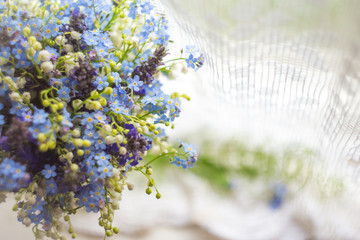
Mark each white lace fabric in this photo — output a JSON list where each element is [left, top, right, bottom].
[[159, 0, 360, 180]]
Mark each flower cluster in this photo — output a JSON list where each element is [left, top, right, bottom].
[[0, 0, 203, 239]]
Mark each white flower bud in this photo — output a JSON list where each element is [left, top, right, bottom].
[[66, 152, 74, 161], [23, 217, 32, 227], [105, 136, 116, 145], [17, 77, 26, 88], [50, 3, 59, 13], [41, 61, 54, 73], [116, 134, 123, 143], [120, 147, 127, 155], [104, 124, 112, 133], [112, 168, 120, 179], [35, 231, 46, 239], [71, 31, 81, 40], [33, 42, 42, 51], [39, 50, 51, 62], [64, 44, 74, 53], [85, 102, 93, 110], [23, 92, 31, 101], [9, 92, 22, 102], [72, 128, 81, 137], [75, 52, 85, 61], [28, 196, 36, 205], [112, 201, 120, 210], [55, 35, 67, 45], [72, 99, 82, 109], [92, 101, 101, 110], [18, 209, 27, 219]]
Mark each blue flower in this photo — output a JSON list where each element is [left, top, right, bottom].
[[139, 0, 154, 14], [82, 30, 99, 46], [121, 60, 134, 76], [93, 76, 109, 91], [95, 44, 109, 58], [98, 164, 113, 178], [185, 45, 199, 54], [0, 46, 11, 59], [128, 2, 138, 19], [270, 183, 286, 209], [95, 152, 110, 164], [42, 23, 60, 38], [45, 179, 57, 195], [171, 157, 186, 168], [112, 72, 122, 86], [33, 109, 49, 125], [42, 165, 57, 179], [154, 30, 169, 45], [12, 45, 26, 60], [128, 75, 143, 92], [57, 87, 71, 101], [182, 142, 196, 157], [0, 115, 4, 125], [81, 112, 98, 129], [94, 138, 106, 150], [186, 54, 197, 69], [154, 114, 169, 124]]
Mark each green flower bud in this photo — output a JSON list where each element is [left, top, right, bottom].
[[146, 168, 152, 175], [156, 192, 161, 199], [109, 60, 116, 68], [77, 149, 84, 156], [99, 97, 107, 106], [148, 181, 154, 187], [57, 102, 64, 109], [23, 27, 31, 37], [108, 75, 114, 84], [12, 204, 18, 211], [95, 20, 101, 29], [39, 143, 48, 152], [146, 187, 152, 195], [57, 115, 64, 122], [165, 122, 170, 126], [73, 139, 83, 147], [71, 233, 76, 239], [38, 133, 46, 143], [149, 124, 156, 131], [154, 130, 159, 135], [64, 216, 70, 221], [47, 140, 56, 150], [114, 50, 121, 58], [106, 230, 112, 237], [28, 36, 37, 45], [83, 140, 91, 148], [50, 104, 58, 112], [113, 227, 120, 234], [27, 48, 36, 57], [47, 39, 55, 47], [115, 185, 122, 193], [71, 163, 79, 171]]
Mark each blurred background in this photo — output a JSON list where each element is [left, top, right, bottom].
[[2, 0, 360, 239]]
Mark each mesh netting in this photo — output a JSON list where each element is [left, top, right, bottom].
[[159, 0, 360, 180]]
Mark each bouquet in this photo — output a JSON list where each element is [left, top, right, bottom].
[[0, 0, 203, 239]]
